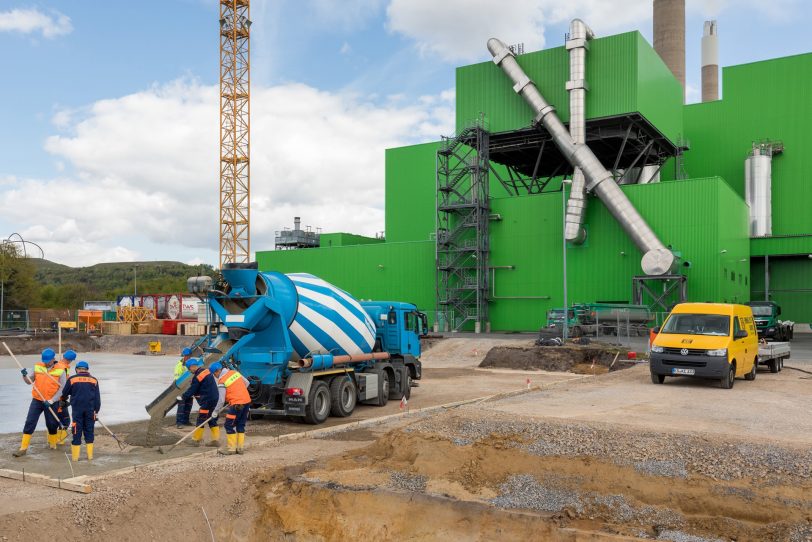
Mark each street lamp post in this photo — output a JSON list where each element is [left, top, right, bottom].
[[561, 179, 572, 341], [134, 265, 138, 298]]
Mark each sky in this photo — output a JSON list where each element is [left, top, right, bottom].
[[0, 0, 809, 267]]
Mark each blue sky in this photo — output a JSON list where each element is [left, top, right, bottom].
[[0, 0, 809, 266]]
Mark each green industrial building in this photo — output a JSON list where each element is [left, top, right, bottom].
[[258, 29, 812, 332]]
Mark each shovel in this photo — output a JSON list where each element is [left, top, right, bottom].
[[157, 405, 227, 455]]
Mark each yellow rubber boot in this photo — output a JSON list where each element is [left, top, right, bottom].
[[12, 434, 31, 457], [207, 426, 220, 446], [218, 433, 237, 455], [86, 444, 94, 461], [47, 433, 57, 450], [59, 429, 68, 445], [236, 433, 245, 454], [189, 427, 204, 446], [71, 445, 80, 462]]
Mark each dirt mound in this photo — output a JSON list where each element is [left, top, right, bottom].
[[255, 427, 812, 542], [480, 345, 635, 372], [0, 333, 100, 355]]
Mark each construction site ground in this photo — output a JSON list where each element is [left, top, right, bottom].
[[0, 336, 810, 541]]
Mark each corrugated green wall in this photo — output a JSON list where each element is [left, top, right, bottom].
[[456, 31, 682, 142], [385, 142, 441, 243], [257, 240, 436, 323], [320, 233, 383, 247], [751, 256, 812, 323], [683, 53, 812, 236]]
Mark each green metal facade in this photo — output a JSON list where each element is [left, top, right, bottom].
[[257, 35, 812, 328], [319, 233, 383, 247]]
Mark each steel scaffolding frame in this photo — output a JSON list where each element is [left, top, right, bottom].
[[436, 122, 490, 332]]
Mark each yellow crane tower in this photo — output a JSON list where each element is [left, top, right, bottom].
[[219, 0, 251, 268]]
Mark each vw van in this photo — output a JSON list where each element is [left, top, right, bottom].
[[650, 303, 758, 389]]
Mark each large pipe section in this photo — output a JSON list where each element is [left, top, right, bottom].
[[745, 143, 774, 237], [487, 38, 676, 276], [653, 0, 686, 100], [298, 352, 391, 370], [564, 19, 594, 244], [701, 20, 719, 101]]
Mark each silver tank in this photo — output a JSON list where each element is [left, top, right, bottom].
[[745, 145, 772, 237]]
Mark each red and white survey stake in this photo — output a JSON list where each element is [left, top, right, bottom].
[[526, 378, 531, 389], [399, 396, 408, 411]]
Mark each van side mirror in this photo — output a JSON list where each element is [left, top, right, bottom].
[[734, 330, 748, 340], [777, 307, 782, 316], [653, 327, 660, 334]]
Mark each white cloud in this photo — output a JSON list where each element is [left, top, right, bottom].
[[1, 79, 454, 267], [0, 8, 72, 39], [310, 0, 385, 31], [340, 41, 352, 55]]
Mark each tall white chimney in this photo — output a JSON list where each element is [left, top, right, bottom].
[[701, 20, 719, 101]]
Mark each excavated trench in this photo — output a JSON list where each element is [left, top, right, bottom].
[[480, 345, 637, 374], [251, 427, 812, 542]]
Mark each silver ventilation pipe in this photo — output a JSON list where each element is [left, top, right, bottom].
[[745, 143, 774, 237], [564, 18, 594, 244], [487, 38, 676, 276]]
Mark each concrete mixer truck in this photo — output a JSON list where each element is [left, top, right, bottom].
[[146, 263, 427, 425]]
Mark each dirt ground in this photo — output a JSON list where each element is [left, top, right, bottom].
[[480, 344, 637, 374], [0, 337, 810, 541]]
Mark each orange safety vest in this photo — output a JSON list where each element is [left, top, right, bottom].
[[56, 360, 71, 373], [32, 362, 64, 401], [195, 368, 211, 383], [218, 369, 251, 406]]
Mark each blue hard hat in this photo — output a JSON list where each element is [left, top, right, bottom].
[[76, 361, 89, 370], [185, 357, 203, 369], [181, 348, 193, 356], [209, 362, 223, 373], [64, 350, 77, 361], [41, 348, 56, 362]]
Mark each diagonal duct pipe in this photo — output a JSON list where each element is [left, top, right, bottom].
[[564, 19, 594, 244], [487, 38, 675, 276]]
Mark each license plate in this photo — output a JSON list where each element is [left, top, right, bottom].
[[285, 405, 305, 416], [672, 368, 695, 375]]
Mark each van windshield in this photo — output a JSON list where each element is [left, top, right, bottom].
[[749, 306, 773, 316], [661, 314, 730, 336]]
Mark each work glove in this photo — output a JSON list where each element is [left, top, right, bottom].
[[176, 395, 184, 403], [211, 410, 219, 419], [20, 368, 27, 377], [234, 404, 244, 412], [42, 401, 52, 410], [94, 412, 97, 421], [59, 400, 69, 409]]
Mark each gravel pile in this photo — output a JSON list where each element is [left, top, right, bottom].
[[388, 471, 427, 493], [407, 409, 812, 483], [491, 474, 583, 513], [789, 522, 812, 542], [656, 530, 722, 542]]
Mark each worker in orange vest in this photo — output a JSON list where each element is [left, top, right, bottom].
[[210, 362, 251, 455], [12, 348, 67, 457], [54, 349, 77, 445]]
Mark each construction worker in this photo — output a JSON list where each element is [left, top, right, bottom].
[[177, 358, 219, 447], [55, 349, 77, 445], [210, 362, 251, 455], [12, 348, 67, 457], [60, 361, 100, 462], [173, 347, 194, 428]]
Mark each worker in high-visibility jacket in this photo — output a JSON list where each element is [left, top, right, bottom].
[[60, 361, 101, 462], [12, 348, 67, 457], [54, 349, 77, 445], [177, 358, 219, 446], [210, 362, 251, 455], [173, 347, 194, 428]]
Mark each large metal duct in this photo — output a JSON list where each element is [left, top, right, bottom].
[[564, 19, 594, 244], [745, 144, 773, 237], [653, 0, 686, 99], [701, 20, 719, 101], [487, 38, 676, 276]]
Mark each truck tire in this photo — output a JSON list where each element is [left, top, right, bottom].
[[303, 381, 331, 425], [721, 364, 735, 389], [650, 372, 665, 384], [367, 368, 389, 406], [769, 359, 779, 373], [329, 376, 357, 417], [389, 366, 411, 400], [745, 360, 757, 381]]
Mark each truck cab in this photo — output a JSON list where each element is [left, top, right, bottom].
[[650, 303, 758, 389], [360, 301, 427, 360], [745, 301, 793, 341]]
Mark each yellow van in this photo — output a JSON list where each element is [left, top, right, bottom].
[[650, 303, 758, 389]]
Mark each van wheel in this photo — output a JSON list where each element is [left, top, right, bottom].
[[650, 372, 665, 384], [745, 360, 757, 381], [721, 365, 735, 389], [769, 359, 779, 373]]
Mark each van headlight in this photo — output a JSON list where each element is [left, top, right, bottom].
[[707, 348, 727, 357], [651, 345, 664, 353]]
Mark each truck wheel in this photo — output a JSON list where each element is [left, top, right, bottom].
[[329, 376, 357, 418], [403, 373, 412, 400], [769, 359, 779, 373], [721, 365, 735, 389], [650, 373, 665, 384], [745, 360, 757, 381], [303, 381, 331, 424]]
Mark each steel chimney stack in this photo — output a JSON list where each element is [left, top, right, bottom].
[[653, 0, 686, 100], [701, 20, 719, 101]]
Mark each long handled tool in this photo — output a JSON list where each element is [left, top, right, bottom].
[[158, 405, 227, 454], [96, 416, 128, 451], [3, 342, 68, 433]]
